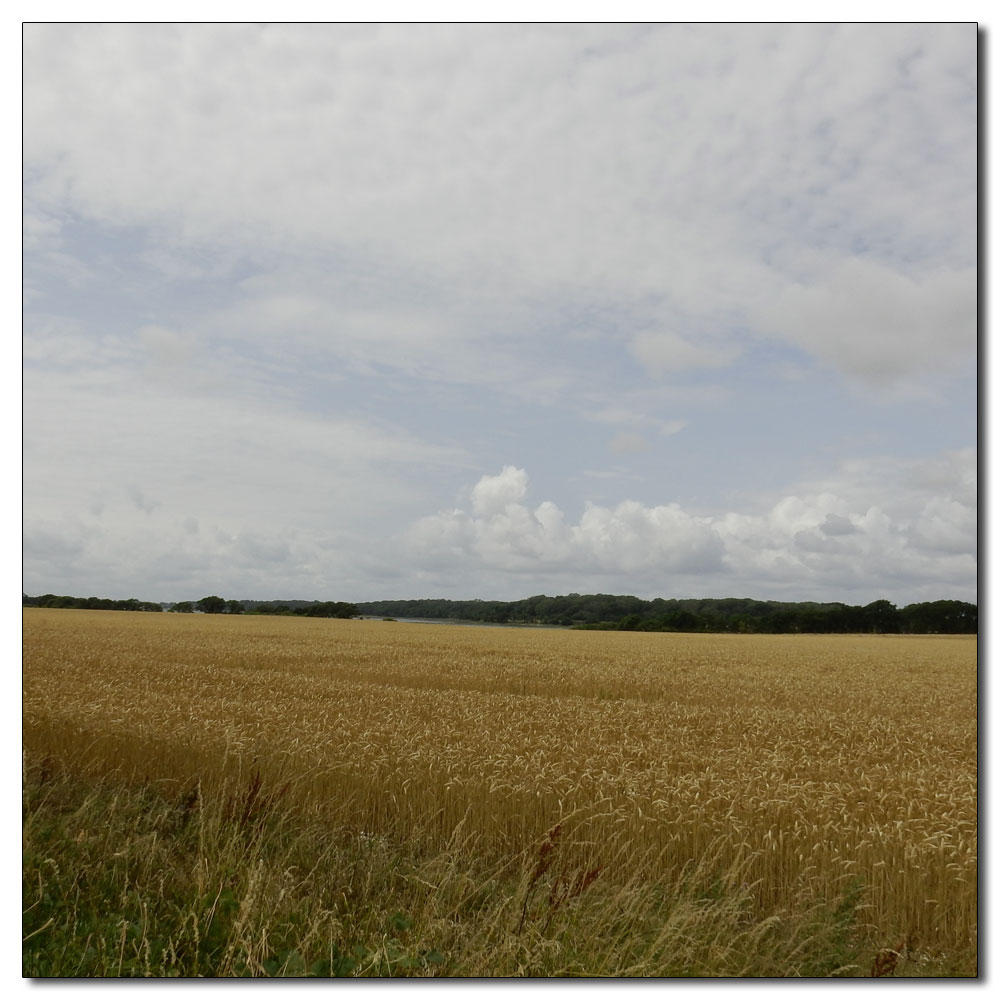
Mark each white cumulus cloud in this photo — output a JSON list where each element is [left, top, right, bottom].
[[411, 467, 727, 579], [471, 465, 529, 517], [406, 452, 976, 604]]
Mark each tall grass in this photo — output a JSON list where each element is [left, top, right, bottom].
[[22, 609, 977, 976], [24, 750, 909, 977]]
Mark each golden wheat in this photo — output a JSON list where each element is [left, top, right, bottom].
[[22, 608, 977, 966]]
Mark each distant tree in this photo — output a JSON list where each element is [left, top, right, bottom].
[[901, 600, 977, 634], [225, 600, 244, 615], [297, 601, 358, 619], [862, 599, 900, 633], [173, 601, 194, 613], [197, 596, 227, 614], [665, 609, 701, 632]]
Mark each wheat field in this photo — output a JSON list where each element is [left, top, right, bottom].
[[22, 608, 977, 976]]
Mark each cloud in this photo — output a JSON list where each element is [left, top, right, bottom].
[[20, 25, 975, 606], [405, 452, 976, 603], [127, 486, 160, 515], [410, 467, 727, 579], [629, 331, 742, 376], [21, 354, 472, 600], [23, 24, 975, 399], [714, 450, 977, 599], [820, 513, 857, 537], [756, 258, 976, 388], [610, 432, 648, 454], [585, 401, 689, 440], [471, 465, 529, 516], [138, 325, 196, 370]]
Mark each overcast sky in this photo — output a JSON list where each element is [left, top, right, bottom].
[[22, 22, 977, 606]]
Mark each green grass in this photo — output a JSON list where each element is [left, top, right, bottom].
[[22, 752, 969, 978]]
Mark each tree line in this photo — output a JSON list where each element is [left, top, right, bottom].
[[356, 595, 977, 634], [158, 596, 360, 617], [23, 594, 164, 612], [24, 591, 976, 633], [237, 599, 359, 619], [23, 594, 359, 619]]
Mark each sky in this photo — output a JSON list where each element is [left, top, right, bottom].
[[22, 21, 978, 607]]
